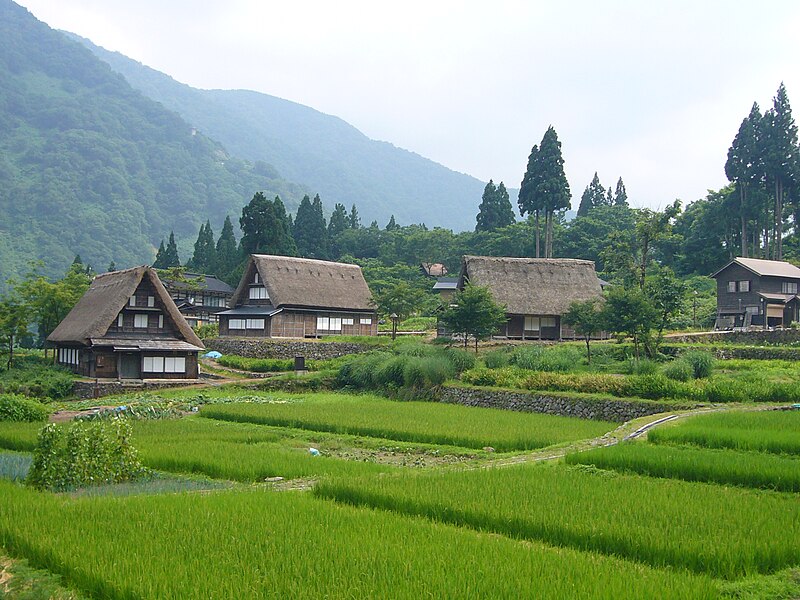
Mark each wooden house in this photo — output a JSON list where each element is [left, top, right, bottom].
[[711, 257, 800, 329], [454, 256, 604, 340], [47, 266, 204, 379], [162, 272, 234, 327], [218, 255, 377, 338]]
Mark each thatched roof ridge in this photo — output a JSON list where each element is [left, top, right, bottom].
[[460, 255, 603, 315], [47, 266, 203, 348], [230, 255, 374, 311]]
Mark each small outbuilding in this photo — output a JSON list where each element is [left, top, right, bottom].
[[47, 266, 204, 379], [455, 255, 604, 340], [218, 254, 377, 338]]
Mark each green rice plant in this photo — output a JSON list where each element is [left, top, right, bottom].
[[649, 410, 800, 456], [0, 393, 50, 422], [316, 462, 800, 579], [681, 350, 715, 379], [0, 482, 716, 599], [201, 394, 616, 452], [662, 359, 694, 382], [566, 441, 800, 492], [0, 422, 40, 452]]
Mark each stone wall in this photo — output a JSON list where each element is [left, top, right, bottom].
[[668, 330, 800, 345], [205, 337, 375, 360], [72, 379, 200, 400], [435, 385, 691, 423]]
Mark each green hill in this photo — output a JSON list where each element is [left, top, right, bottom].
[[0, 0, 306, 283], [73, 35, 488, 231]]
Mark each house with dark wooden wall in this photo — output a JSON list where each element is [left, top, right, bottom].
[[48, 266, 204, 379], [711, 257, 800, 329], [162, 272, 234, 327], [218, 254, 377, 338], [453, 256, 604, 340]]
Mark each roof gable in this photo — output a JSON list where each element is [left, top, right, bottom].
[[47, 266, 203, 347], [460, 256, 603, 315], [712, 257, 800, 279], [231, 255, 374, 311]]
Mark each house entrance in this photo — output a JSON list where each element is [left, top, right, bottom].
[[118, 353, 140, 379]]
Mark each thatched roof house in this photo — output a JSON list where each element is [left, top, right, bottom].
[[48, 266, 203, 379], [218, 255, 377, 338], [457, 256, 603, 340]]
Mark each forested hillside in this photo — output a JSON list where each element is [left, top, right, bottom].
[[0, 0, 305, 284], [73, 35, 488, 231]]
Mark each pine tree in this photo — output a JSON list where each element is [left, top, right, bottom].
[[162, 231, 181, 267], [293, 194, 329, 258], [328, 203, 349, 237], [240, 192, 295, 256], [577, 172, 605, 217], [495, 182, 515, 228], [476, 180, 515, 232], [614, 177, 628, 206], [214, 215, 239, 280], [188, 221, 216, 273], [518, 144, 543, 257], [386, 215, 399, 231], [349, 204, 361, 229], [726, 103, 763, 257], [107, 261, 116, 272], [152, 240, 167, 268], [72, 254, 83, 266]]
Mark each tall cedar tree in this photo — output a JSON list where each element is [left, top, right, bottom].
[[293, 194, 329, 258], [153, 240, 166, 268], [762, 83, 798, 260], [518, 144, 542, 256], [240, 192, 297, 257], [349, 204, 361, 229], [476, 180, 515, 232], [162, 232, 181, 267], [328, 203, 349, 237], [386, 215, 399, 231], [214, 216, 239, 281], [725, 102, 763, 257], [188, 220, 216, 273], [614, 177, 628, 206], [577, 172, 607, 217]]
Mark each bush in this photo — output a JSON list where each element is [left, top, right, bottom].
[[441, 348, 476, 373], [483, 350, 511, 369], [510, 346, 545, 370], [0, 394, 49, 422], [625, 359, 660, 376], [537, 346, 582, 373], [374, 356, 408, 389], [681, 350, 715, 379], [194, 323, 219, 339], [662, 360, 693, 382], [26, 418, 145, 491]]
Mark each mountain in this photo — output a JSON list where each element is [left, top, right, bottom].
[[0, 0, 306, 284], [72, 35, 488, 231]]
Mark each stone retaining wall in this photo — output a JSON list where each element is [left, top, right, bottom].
[[73, 379, 200, 400], [205, 338, 374, 360], [669, 330, 800, 345], [435, 385, 689, 423]]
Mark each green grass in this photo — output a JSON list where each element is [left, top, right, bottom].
[[0, 481, 717, 599], [648, 410, 800, 456], [0, 553, 87, 599], [315, 463, 800, 579], [200, 393, 617, 452], [0, 422, 40, 452], [565, 442, 800, 492]]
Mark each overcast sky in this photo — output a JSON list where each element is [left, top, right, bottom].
[[16, 0, 800, 211]]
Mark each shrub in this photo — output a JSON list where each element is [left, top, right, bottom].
[[537, 346, 582, 373], [0, 394, 49, 422], [402, 357, 427, 389], [26, 418, 145, 491], [510, 346, 545, 370], [625, 359, 660, 376], [441, 348, 476, 373], [194, 323, 219, 339], [681, 350, 715, 379], [374, 356, 408, 389], [483, 350, 511, 369], [662, 360, 693, 382]]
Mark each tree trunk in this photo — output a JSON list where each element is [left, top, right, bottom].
[[776, 179, 783, 261], [7, 335, 13, 369], [535, 211, 540, 258], [585, 336, 591, 364], [740, 185, 748, 257]]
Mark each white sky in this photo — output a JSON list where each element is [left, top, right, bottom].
[[16, 0, 800, 211]]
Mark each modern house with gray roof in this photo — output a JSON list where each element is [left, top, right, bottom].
[[454, 255, 604, 340], [47, 266, 204, 379], [162, 272, 234, 327], [218, 255, 377, 338], [711, 257, 800, 329]]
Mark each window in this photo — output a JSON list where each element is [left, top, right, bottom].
[[541, 317, 557, 328], [745, 305, 759, 315], [158, 314, 164, 329], [360, 318, 372, 325], [134, 314, 149, 328], [727, 281, 736, 293], [229, 318, 246, 330], [117, 313, 123, 327], [147, 296, 155, 307], [165, 357, 186, 373], [249, 286, 268, 300], [59, 348, 79, 365], [246, 319, 265, 330], [317, 316, 342, 331], [342, 318, 354, 326], [143, 356, 164, 373], [738, 280, 750, 292], [524, 316, 540, 331], [254, 272, 260, 284], [783, 282, 798, 294], [129, 295, 136, 306]]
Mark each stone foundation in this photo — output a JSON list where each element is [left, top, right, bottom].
[[669, 330, 800, 345], [72, 379, 200, 400], [205, 338, 374, 360], [434, 385, 692, 423]]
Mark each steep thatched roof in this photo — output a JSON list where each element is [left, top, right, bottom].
[[48, 266, 203, 348], [231, 255, 374, 312], [460, 256, 603, 315]]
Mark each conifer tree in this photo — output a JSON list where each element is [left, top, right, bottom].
[[153, 240, 167, 268], [162, 231, 181, 267], [214, 215, 239, 280], [614, 178, 628, 206], [107, 261, 116, 272], [349, 204, 361, 229], [726, 103, 763, 257], [188, 220, 216, 273], [476, 180, 515, 232], [577, 172, 606, 217], [240, 192, 296, 257], [328, 203, 349, 237], [518, 144, 542, 256], [386, 215, 399, 231], [293, 194, 329, 258]]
